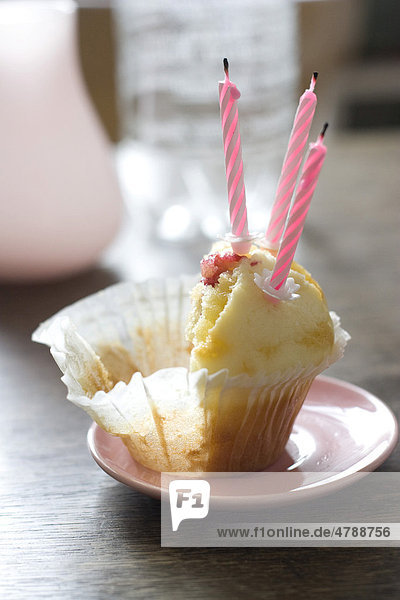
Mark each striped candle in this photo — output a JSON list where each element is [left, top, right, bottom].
[[270, 124, 328, 291], [219, 58, 249, 243], [265, 72, 318, 249]]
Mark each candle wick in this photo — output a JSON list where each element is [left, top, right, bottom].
[[319, 122, 329, 142], [223, 57, 229, 79], [310, 71, 318, 92]]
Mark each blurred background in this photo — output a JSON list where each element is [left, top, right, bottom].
[[79, 0, 399, 139], [0, 0, 399, 282]]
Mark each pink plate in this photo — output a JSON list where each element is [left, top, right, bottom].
[[87, 375, 398, 503]]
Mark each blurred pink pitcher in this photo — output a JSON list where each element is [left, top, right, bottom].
[[0, 1, 123, 281]]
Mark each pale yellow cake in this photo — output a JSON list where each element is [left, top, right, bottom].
[[186, 242, 335, 379]]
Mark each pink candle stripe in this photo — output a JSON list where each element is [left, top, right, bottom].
[[229, 163, 243, 205], [265, 73, 318, 248], [231, 186, 245, 224], [270, 125, 328, 291], [224, 110, 239, 153], [236, 206, 248, 236], [226, 133, 240, 181], [219, 59, 249, 239]]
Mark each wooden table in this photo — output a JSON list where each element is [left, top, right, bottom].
[[1, 131, 400, 598]]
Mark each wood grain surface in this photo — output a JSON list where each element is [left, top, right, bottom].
[[1, 132, 400, 599]]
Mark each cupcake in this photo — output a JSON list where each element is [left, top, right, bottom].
[[33, 242, 349, 472], [184, 241, 347, 470], [187, 242, 335, 379]]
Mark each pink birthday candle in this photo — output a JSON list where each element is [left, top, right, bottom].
[[270, 123, 328, 291], [219, 58, 249, 241], [265, 72, 318, 248]]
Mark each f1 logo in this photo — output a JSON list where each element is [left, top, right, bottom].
[[169, 480, 210, 531]]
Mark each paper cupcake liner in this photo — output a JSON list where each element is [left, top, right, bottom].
[[33, 277, 350, 471]]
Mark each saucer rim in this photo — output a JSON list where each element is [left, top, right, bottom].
[[87, 375, 399, 502]]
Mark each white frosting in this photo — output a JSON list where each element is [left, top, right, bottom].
[[254, 268, 300, 302], [256, 236, 280, 251]]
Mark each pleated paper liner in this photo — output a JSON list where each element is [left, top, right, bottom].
[[33, 276, 349, 471]]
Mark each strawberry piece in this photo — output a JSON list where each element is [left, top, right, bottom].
[[200, 252, 243, 286]]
